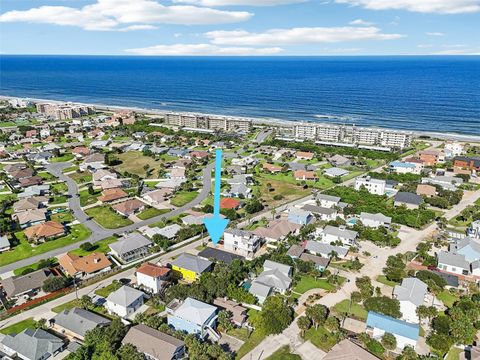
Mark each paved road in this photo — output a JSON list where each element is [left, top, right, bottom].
[[0, 162, 215, 275]]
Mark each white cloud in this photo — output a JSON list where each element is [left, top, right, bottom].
[[173, 0, 306, 5], [426, 32, 445, 36], [0, 0, 252, 31], [432, 49, 479, 54], [417, 44, 433, 48], [206, 26, 404, 46], [349, 18, 374, 25], [124, 43, 283, 55], [118, 25, 158, 32], [335, 0, 480, 14]]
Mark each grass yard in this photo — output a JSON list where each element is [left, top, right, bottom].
[[254, 176, 309, 208], [69, 171, 92, 184], [303, 326, 338, 352], [0, 121, 16, 127], [51, 182, 68, 194], [62, 165, 79, 173], [50, 211, 74, 223], [170, 191, 198, 207], [49, 195, 68, 205], [332, 299, 368, 321], [0, 224, 91, 267], [446, 347, 464, 360], [37, 171, 57, 181], [50, 153, 74, 163], [293, 275, 336, 294], [438, 290, 460, 308], [71, 236, 117, 256], [266, 346, 301, 360], [79, 188, 101, 207], [85, 206, 133, 229], [227, 327, 250, 342], [116, 151, 164, 178], [137, 207, 169, 220], [376, 275, 398, 287], [0, 318, 37, 335], [94, 281, 122, 297], [14, 258, 58, 276], [0, 193, 17, 202]]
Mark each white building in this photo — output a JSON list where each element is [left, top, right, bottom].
[[393, 278, 428, 323], [320, 225, 358, 246], [223, 229, 262, 260], [359, 212, 392, 228], [355, 177, 386, 195], [444, 142, 465, 158], [437, 251, 470, 275], [366, 312, 419, 350], [136, 262, 171, 294], [316, 194, 341, 209], [106, 286, 145, 318]]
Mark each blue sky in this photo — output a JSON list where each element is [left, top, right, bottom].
[[1, 0, 479, 55]]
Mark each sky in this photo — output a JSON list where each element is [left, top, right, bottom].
[[1, 0, 479, 56]]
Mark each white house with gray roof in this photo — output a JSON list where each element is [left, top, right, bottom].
[[355, 177, 386, 195], [437, 251, 470, 276], [249, 260, 292, 304], [1, 328, 64, 360], [223, 229, 262, 259], [316, 194, 341, 209], [109, 233, 152, 263], [393, 278, 428, 323], [0, 235, 10, 253], [306, 241, 349, 259], [52, 307, 111, 341], [301, 204, 338, 221], [320, 225, 358, 246], [359, 212, 392, 228], [106, 286, 145, 318]]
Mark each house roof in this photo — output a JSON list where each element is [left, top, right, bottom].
[[305, 241, 349, 257], [198, 247, 245, 265], [0, 235, 10, 249], [1, 269, 53, 298], [416, 184, 437, 196], [53, 307, 110, 337], [300, 253, 330, 267], [289, 207, 312, 219], [24, 221, 64, 240], [143, 189, 172, 202], [14, 208, 47, 225], [112, 199, 144, 215], [0, 328, 64, 360], [122, 324, 184, 360], [301, 204, 337, 216], [323, 225, 358, 240], [366, 311, 419, 341], [393, 278, 428, 306], [109, 233, 152, 256], [106, 286, 144, 306], [220, 198, 241, 209], [93, 169, 117, 181], [253, 219, 301, 240], [169, 297, 217, 325], [98, 188, 128, 202], [359, 212, 392, 224], [13, 197, 41, 212], [84, 153, 105, 163], [451, 237, 480, 263], [296, 151, 314, 159], [58, 252, 112, 276], [249, 281, 272, 298], [323, 339, 378, 360], [437, 251, 469, 270], [137, 262, 170, 278], [316, 194, 341, 203], [294, 170, 317, 179], [170, 253, 212, 274], [251, 260, 292, 292], [324, 167, 349, 177], [156, 224, 182, 239], [389, 161, 416, 169], [213, 298, 247, 324], [262, 163, 282, 172], [394, 192, 423, 206], [286, 244, 305, 258]]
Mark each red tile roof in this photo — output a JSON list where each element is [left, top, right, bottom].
[[220, 198, 241, 209]]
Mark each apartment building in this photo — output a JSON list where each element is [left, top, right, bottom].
[[165, 113, 252, 132], [355, 176, 386, 195], [36, 103, 95, 120], [294, 123, 317, 140]]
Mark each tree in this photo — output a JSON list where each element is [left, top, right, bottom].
[[449, 308, 477, 345], [355, 276, 374, 300], [35, 318, 47, 330], [324, 316, 340, 333], [80, 295, 93, 310], [381, 332, 397, 350], [426, 333, 453, 357], [350, 291, 362, 304], [80, 242, 95, 252], [42, 276, 69, 292], [244, 198, 264, 214], [397, 346, 418, 360], [217, 310, 233, 332], [364, 296, 402, 318], [297, 316, 312, 336], [87, 184, 95, 195], [306, 304, 328, 329], [260, 296, 294, 335], [116, 344, 145, 360]]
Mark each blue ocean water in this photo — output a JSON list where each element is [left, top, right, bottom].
[[0, 55, 479, 135]]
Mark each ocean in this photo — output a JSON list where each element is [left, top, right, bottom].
[[0, 55, 479, 136]]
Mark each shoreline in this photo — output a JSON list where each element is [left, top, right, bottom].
[[2, 94, 480, 143]]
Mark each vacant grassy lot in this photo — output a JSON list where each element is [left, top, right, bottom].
[[0, 224, 91, 267], [116, 151, 164, 178], [376, 275, 398, 287], [332, 299, 368, 321], [293, 275, 336, 294], [266, 346, 301, 360], [50, 210, 74, 223], [254, 176, 310, 208], [85, 206, 133, 229], [137, 207, 169, 220], [0, 318, 37, 335], [170, 191, 198, 207], [37, 171, 57, 181], [71, 236, 117, 256], [69, 171, 92, 184], [62, 165, 79, 173], [94, 281, 122, 297], [79, 188, 101, 207]]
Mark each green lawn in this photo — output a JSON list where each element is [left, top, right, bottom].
[[70, 236, 117, 256], [227, 327, 250, 342], [0, 224, 91, 267], [116, 151, 164, 178], [69, 171, 93, 184], [51, 182, 68, 194], [376, 275, 398, 287], [0, 318, 36, 335], [170, 191, 198, 207], [137, 207, 169, 220], [0, 121, 16, 127], [293, 275, 336, 294], [14, 258, 58, 276], [50, 211, 74, 223], [79, 189, 101, 207], [85, 206, 133, 229], [438, 290, 460, 308], [303, 326, 338, 352], [37, 171, 58, 181], [0, 193, 17, 202], [235, 309, 267, 360], [94, 281, 122, 297], [332, 299, 368, 321], [253, 175, 309, 208], [266, 346, 301, 360], [50, 153, 74, 163], [50, 195, 68, 205], [62, 165, 79, 173], [446, 347, 464, 360]]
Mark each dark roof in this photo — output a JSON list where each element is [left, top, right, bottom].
[[454, 156, 480, 167], [394, 192, 423, 206], [198, 247, 245, 265], [431, 270, 459, 287], [1, 269, 53, 298]]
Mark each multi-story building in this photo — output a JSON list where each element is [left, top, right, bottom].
[[315, 124, 343, 142], [36, 103, 95, 120], [294, 123, 317, 140], [355, 176, 386, 195], [165, 112, 252, 133], [223, 229, 262, 259]]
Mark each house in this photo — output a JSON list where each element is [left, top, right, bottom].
[[422, 176, 463, 191], [288, 208, 313, 225], [19, 176, 43, 187], [72, 146, 90, 158], [359, 212, 392, 228], [12, 209, 47, 229], [228, 183, 252, 198], [106, 286, 145, 318], [321, 225, 358, 246], [262, 163, 282, 173], [136, 262, 171, 294], [220, 198, 242, 210], [324, 167, 349, 178], [143, 189, 172, 206], [213, 298, 247, 327], [299, 253, 329, 271], [249, 260, 292, 304], [58, 252, 112, 278], [18, 185, 50, 199], [223, 229, 262, 259], [1, 269, 54, 299], [170, 253, 212, 282], [112, 199, 145, 216], [109, 233, 153, 263], [393, 278, 428, 323], [1, 328, 64, 360], [122, 324, 185, 360], [302, 205, 338, 221], [0, 235, 10, 252], [168, 167, 186, 180], [198, 247, 245, 265], [153, 224, 182, 240], [12, 197, 44, 213], [366, 312, 419, 350], [52, 307, 111, 341], [80, 153, 105, 171], [167, 297, 218, 339], [295, 151, 314, 160], [24, 221, 65, 243], [437, 251, 470, 275], [394, 192, 423, 209], [419, 150, 444, 166], [92, 169, 117, 186], [468, 220, 480, 239], [444, 142, 464, 158], [253, 219, 301, 249], [305, 241, 349, 259], [167, 148, 189, 158], [416, 184, 437, 197], [316, 194, 341, 208], [100, 178, 124, 191], [294, 170, 318, 181], [328, 154, 351, 167], [389, 161, 422, 175], [189, 150, 209, 160], [98, 188, 128, 203], [355, 177, 386, 195], [323, 339, 379, 360]]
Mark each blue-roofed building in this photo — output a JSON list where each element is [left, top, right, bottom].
[[389, 161, 422, 175], [366, 312, 419, 350], [288, 208, 313, 225]]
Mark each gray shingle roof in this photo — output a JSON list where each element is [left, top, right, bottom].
[[106, 286, 144, 307], [197, 247, 245, 265], [109, 233, 152, 256], [316, 194, 341, 203], [305, 241, 349, 257], [53, 307, 110, 337], [1, 269, 53, 298], [301, 204, 336, 216], [323, 225, 358, 240], [393, 278, 428, 306], [170, 253, 212, 274], [437, 251, 469, 270], [395, 192, 423, 206], [359, 212, 392, 224], [1, 328, 64, 360]]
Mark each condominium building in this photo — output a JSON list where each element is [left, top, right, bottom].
[[36, 103, 95, 120], [165, 113, 252, 133], [294, 123, 317, 140]]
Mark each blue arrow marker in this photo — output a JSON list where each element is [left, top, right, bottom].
[[204, 149, 229, 246]]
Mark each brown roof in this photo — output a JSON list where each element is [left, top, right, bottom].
[[213, 298, 247, 325], [10, 168, 34, 179], [294, 170, 318, 180], [262, 163, 282, 172], [323, 340, 378, 360], [72, 146, 90, 156], [190, 151, 209, 159], [112, 198, 144, 215], [13, 197, 41, 213], [98, 188, 128, 203], [137, 262, 170, 278], [253, 219, 301, 239], [416, 184, 437, 197], [24, 221, 65, 241], [19, 176, 43, 187], [296, 151, 314, 159], [84, 153, 105, 163], [58, 252, 112, 276], [13, 208, 47, 225]]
